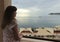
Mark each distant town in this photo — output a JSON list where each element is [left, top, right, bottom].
[[19, 25, 60, 40]]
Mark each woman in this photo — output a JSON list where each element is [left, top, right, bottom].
[[2, 6, 21, 42]]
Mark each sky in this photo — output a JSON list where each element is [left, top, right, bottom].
[[12, 0, 60, 17]]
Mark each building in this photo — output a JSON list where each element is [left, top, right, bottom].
[[33, 28, 54, 36], [20, 28, 33, 36]]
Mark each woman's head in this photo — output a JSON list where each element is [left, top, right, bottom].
[[2, 6, 17, 29], [5, 6, 17, 19]]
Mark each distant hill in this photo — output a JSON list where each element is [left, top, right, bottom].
[[49, 13, 60, 15]]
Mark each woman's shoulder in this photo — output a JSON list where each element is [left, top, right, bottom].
[[7, 19, 17, 30], [7, 19, 17, 28], [4, 19, 17, 30]]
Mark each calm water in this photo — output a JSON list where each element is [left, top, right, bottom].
[[17, 15, 60, 28]]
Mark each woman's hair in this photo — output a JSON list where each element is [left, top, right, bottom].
[[2, 6, 17, 29]]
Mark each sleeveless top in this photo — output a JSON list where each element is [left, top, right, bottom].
[[3, 19, 20, 42]]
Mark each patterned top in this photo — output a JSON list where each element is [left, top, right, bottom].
[[3, 19, 20, 42]]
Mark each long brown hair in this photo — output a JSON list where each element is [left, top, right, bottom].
[[2, 6, 17, 29]]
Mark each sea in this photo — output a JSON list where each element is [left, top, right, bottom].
[[16, 15, 60, 28]]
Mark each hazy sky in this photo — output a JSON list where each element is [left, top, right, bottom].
[[12, 0, 60, 17]]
